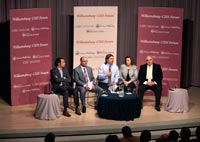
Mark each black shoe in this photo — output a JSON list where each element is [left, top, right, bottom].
[[141, 104, 143, 109], [63, 110, 71, 117], [75, 107, 81, 115], [82, 106, 86, 113], [155, 106, 161, 111], [94, 105, 98, 110]]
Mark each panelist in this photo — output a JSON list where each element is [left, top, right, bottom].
[[50, 57, 81, 117], [120, 56, 138, 93], [74, 56, 103, 113], [138, 56, 163, 111], [97, 54, 119, 92]]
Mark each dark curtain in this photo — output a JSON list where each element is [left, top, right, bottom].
[[0, 0, 200, 98]]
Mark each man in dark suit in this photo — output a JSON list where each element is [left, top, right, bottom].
[[138, 56, 163, 111], [50, 57, 81, 117], [74, 56, 103, 113]]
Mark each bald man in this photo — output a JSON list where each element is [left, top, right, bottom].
[[74, 56, 103, 113], [138, 56, 163, 111]]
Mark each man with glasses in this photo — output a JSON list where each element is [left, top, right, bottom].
[[74, 56, 103, 113], [138, 56, 163, 111]]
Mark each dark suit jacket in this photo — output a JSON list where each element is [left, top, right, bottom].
[[138, 63, 163, 86], [74, 65, 95, 87], [50, 67, 71, 91]]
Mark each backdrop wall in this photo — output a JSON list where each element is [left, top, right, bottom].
[[0, 0, 200, 104], [137, 7, 184, 96], [10, 8, 52, 105]]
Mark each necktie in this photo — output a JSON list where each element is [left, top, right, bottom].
[[108, 64, 112, 84], [147, 65, 152, 82], [83, 68, 88, 83]]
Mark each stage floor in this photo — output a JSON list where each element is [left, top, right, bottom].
[[0, 87, 200, 141]]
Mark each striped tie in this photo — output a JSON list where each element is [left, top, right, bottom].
[[83, 68, 88, 83]]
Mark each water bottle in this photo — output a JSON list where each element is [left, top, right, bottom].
[[118, 84, 124, 97]]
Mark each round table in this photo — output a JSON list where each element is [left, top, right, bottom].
[[34, 94, 61, 120], [165, 88, 189, 113], [97, 93, 141, 121]]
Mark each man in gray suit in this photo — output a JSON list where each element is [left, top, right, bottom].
[[74, 56, 103, 113]]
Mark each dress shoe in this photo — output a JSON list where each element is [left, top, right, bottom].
[[82, 106, 86, 113], [141, 104, 143, 109], [155, 106, 161, 111], [63, 110, 71, 117], [75, 108, 81, 115]]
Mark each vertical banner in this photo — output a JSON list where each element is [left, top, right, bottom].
[[74, 6, 118, 77], [137, 7, 183, 96], [10, 8, 52, 105]]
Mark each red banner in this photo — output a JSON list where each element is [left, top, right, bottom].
[[137, 7, 183, 96], [10, 8, 52, 105]]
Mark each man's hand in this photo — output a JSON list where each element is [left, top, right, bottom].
[[86, 84, 95, 90], [85, 85, 90, 91], [147, 81, 155, 86], [110, 82, 116, 86], [106, 71, 112, 77]]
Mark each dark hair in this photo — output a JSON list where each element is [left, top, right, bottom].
[[44, 132, 55, 142], [168, 130, 179, 141], [105, 134, 120, 142], [105, 54, 113, 64], [140, 130, 151, 142], [54, 57, 64, 67], [125, 56, 134, 65], [180, 127, 191, 141], [122, 126, 132, 137]]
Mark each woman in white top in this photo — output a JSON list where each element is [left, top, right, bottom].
[[119, 56, 138, 93]]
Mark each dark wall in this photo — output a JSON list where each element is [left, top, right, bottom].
[[181, 19, 193, 88], [0, 21, 11, 104], [0, 0, 200, 103]]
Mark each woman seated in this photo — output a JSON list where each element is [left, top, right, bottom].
[[120, 56, 138, 93]]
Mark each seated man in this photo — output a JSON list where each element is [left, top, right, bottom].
[[97, 54, 119, 92], [50, 57, 81, 117], [138, 56, 163, 111], [74, 56, 103, 113]]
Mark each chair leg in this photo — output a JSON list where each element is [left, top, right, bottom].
[[58, 94, 75, 111], [69, 95, 75, 111], [86, 91, 96, 107]]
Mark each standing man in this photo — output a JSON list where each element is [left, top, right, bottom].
[[138, 56, 163, 111], [97, 54, 119, 92], [50, 57, 81, 117], [74, 56, 103, 113]]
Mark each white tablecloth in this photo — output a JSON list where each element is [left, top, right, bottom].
[[34, 94, 61, 120], [165, 88, 189, 113]]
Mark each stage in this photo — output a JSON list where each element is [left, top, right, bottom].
[[0, 87, 200, 142]]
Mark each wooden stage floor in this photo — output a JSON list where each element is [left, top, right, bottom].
[[0, 87, 200, 141]]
